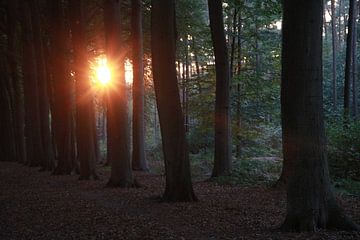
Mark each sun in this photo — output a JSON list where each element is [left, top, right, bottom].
[[94, 57, 111, 87]]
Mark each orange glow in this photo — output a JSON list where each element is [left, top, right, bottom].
[[93, 57, 111, 87]]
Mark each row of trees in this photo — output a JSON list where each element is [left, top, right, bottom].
[[0, 0, 359, 232]]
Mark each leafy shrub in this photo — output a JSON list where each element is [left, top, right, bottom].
[[327, 120, 360, 180]]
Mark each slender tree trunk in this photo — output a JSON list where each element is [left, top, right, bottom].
[[339, 0, 343, 44], [331, 0, 338, 108], [151, 0, 197, 202], [48, 0, 74, 174], [230, 8, 237, 80], [30, 0, 55, 171], [21, 1, 44, 167], [344, 0, 356, 124], [280, 0, 359, 231], [192, 37, 201, 78], [69, 0, 98, 180], [185, 38, 190, 132], [235, 12, 242, 159], [104, 0, 136, 187], [352, 2, 358, 119], [131, 0, 148, 171], [208, 0, 232, 177]]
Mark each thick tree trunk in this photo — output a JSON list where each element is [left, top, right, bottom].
[[104, 0, 136, 187], [331, 0, 337, 109], [151, 0, 197, 202], [0, 58, 17, 163], [5, 0, 25, 164], [131, 0, 148, 171], [208, 0, 232, 177], [344, 0, 356, 123], [21, 1, 45, 167], [48, 0, 74, 175], [280, 0, 359, 231], [69, 0, 98, 180], [30, 0, 55, 171]]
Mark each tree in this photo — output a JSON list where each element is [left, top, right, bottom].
[[69, 0, 98, 180], [48, 0, 75, 174], [20, 0, 45, 167], [104, 0, 136, 187], [330, 0, 337, 108], [344, 0, 357, 123], [280, 0, 359, 231], [151, 0, 197, 202], [131, 0, 148, 171], [208, 0, 232, 177], [5, 0, 26, 164], [30, 0, 55, 171]]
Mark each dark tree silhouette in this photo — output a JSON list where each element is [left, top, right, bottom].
[[104, 0, 136, 187], [208, 0, 232, 177], [151, 0, 197, 202], [280, 0, 359, 231], [69, 0, 98, 180], [131, 0, 148, 171], [48, 0, 75, 174]]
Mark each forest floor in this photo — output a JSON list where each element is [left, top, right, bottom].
[[1, 161, 359, 240]]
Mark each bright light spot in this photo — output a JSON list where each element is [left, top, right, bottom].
[[125, 59, 133, 85], [90, 56, 112, 89], [96, 58, 111, 86]]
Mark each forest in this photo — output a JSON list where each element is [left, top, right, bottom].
[[0, 0, 359, 239]]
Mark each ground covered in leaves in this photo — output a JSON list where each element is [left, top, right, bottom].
[[1, 162, 359, 240]]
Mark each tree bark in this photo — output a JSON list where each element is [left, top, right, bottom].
[[21, 1, 45, 167], [352, 1, 358, 119], [208, 0, 232, 177], [344, 0, 356, 123], [104, 0, 136, 187], [30, 0, 55, 171], [331, 0, 337, 109], [48, 0, 74, 175], [230, 8, 237, 80], [131, 0, 148, 171], [151, 0, 197, 202], [280, 0, 359, 231], [5, 0, 26, 164], [69, 0, 98, 180]]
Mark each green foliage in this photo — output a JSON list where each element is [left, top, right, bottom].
[[327, 120, 360, 180], [333, 178, 360, 197], [212, 158, 282, 186]]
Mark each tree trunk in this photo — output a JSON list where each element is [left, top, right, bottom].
[[21, 1, 45, 167], [131, 0, 148, 171], [5, 0, 26, 164], [280, 0, 359, 231], [151, 0, 197, 202], [235, 12, 242, 159], [331, 0, 337, 109], [0, 57, 17, 163], [30, 0, 55, 171], [104, 0, 136, 187], [48, 0, 74, 175], [69, 0, 98, 180], [344, 0, 356, 123], [208, 0, 232, 177], [230, 8, 237, 80], [352, 1, 358, 119]]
